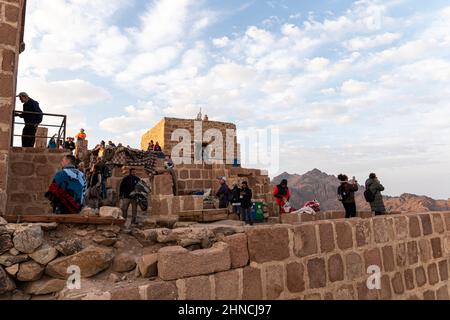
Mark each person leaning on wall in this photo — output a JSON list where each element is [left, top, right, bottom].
[[15, 92, 43, 148]]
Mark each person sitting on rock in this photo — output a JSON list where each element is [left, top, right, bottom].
[[119, 168, 141, 225], [45, 155, 86, 214]]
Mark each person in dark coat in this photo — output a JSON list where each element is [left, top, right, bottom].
[[230, 184, 241, 219], [216, 177, 230, 209], [15, 92, 43, 147], [119, 168, 141, 225], [338, 174, 359, 218], [365, 173, 386, 215], [240, 181, 253, 225]]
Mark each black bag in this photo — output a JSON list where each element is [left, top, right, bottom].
[[364, 184, 376, 203], [337, 185, 349, 202]]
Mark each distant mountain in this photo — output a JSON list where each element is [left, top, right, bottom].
[[272, 169, 450, 212]]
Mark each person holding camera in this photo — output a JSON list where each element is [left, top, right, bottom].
[[337, 174, 359, 218]]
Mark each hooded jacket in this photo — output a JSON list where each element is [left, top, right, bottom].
[[365, 178, 386, 213]]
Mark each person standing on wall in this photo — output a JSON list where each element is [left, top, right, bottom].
[[119, 168, 141, 225], [240, 181, 253, 226], [365, 173, 386, 215], [15, 92, 43, 148], [337, 174, 359, 218]]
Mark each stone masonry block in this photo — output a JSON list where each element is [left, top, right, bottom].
[[307, 258, 326, 289], [214, 270, 240, 300], [242, 267, 262, 300], [158, 242, 231, 281], [335, 221, 353, 250], [328, 254, 344, 282], [318, 223, 335, 253], [294, 224, 317, 258], [223, 233, 249, 269], [247, 226, 290, 263], [382, 245, 395, 272], [264, 264, 284, 300], [286, 262, 305, 293]]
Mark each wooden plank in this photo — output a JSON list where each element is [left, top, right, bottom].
[[4, 215, 126, 226]]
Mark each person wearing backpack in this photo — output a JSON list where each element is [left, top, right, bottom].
[[365, 173, 386, 215], [337, 174, 359, 218]]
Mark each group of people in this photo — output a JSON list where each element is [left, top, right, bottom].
[[215, 177, 255, 225], [338, 173, 386, 218], [45, 153, 144, 225], [147, 140, 162, 152]]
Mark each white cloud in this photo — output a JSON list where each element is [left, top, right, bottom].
[[341, 80, 370, 95], [213, 36, 230, 48], [345, 32, 401, 51], [17, 78, 111, 111]]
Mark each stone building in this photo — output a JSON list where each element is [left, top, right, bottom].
[[141, 117, 239, 165]]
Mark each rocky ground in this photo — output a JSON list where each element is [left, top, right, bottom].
[[0, 214, 253, 300]]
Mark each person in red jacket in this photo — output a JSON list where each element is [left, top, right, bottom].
[[274, 179, 291, 214]]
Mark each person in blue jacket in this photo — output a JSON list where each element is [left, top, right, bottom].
[[45, 155, 86, 214], [15, 92, 43, 147]]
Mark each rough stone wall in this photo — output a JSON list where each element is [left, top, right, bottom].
[[6, 147, 68, 216], [0, 0, 25, 216], [103, 212, 450, 300]]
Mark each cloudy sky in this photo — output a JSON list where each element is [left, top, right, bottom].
[[16, 0, 450, 199]]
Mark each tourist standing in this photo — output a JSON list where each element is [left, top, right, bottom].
[[216, 177, 231, 209], [337, 174, 359, 218], [119, 168, 141, 225], [240, 181, 253, 225], [365, 173, 386, 215], [230, 183, 242, 219], [15, 92, 43, 148]]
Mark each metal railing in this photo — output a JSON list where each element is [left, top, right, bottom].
[[11, 110, 67, 148]]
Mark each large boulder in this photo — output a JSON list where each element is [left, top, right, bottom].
[[13, 225, 44, 254], [112, 253, 137, 273], [55, 239, 83, 256], [0, 254, 29, 267], [99, 206, 122, 219], [0, 266, 16, 294], [29, 245, 59, 265], [0, 217, 7, 226], [45, 246, 114, 279], [17, 261, 45, 282], [23, 277, 66, 295]]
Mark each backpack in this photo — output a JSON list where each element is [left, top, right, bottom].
[[364, 184, 376, 203], [102, 165, 113, 178], [337, 185, 350, 202]]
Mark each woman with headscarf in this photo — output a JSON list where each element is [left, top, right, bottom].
[[274, 179, 291, 214]]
